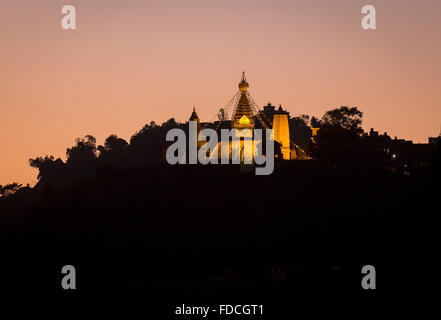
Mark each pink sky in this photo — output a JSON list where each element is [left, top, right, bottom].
[[1, 0, 440, 185]]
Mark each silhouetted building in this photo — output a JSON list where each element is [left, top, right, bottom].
[[367, 127, 437, 175], [428, 136, 440, 145]]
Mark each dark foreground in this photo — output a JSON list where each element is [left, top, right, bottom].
[[0, 160, 438, 313]]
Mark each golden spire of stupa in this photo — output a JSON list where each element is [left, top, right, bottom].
[[233, 71, 254, 128]]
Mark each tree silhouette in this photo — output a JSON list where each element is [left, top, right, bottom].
[[311, 106, 366, 165], [29, 155, 65, 186], [321, 106, 363, 134], [311, 116, 321, 128], [289, 115, 312, 150], [128, 118, 179, 166], [218, 108, 226, 122], [98, 134, 128, 165], [66, 135, 97, 166], [0, 182, 22, 197]]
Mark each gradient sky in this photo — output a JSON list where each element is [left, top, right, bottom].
[[1, 0, 440, 186]]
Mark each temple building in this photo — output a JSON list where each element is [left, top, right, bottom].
[[187, 72, 310, 161]]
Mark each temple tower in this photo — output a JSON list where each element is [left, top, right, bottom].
[[230, 72, 254, 163], [189, 106, 201, 132], [273, 106, 290, 160], [232, 71, 254, 130], [189, 107, 204, 148]]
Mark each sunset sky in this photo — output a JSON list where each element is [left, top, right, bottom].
[[1, 0, 440, 185]]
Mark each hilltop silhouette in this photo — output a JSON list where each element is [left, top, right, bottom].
[[0, 106, 439, 305]]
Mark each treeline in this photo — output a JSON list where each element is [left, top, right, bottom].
[[1, 106, 439, 196]]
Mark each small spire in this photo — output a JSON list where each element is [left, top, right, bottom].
[[189, 106, 199, 121], [241, 70, 247, 83]]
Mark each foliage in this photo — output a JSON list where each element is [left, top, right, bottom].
[[0, 182, 22, 197]]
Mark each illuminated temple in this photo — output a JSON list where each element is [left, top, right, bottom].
[[187, 72, 311, 161]]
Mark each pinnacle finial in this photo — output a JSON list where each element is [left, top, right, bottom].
[[239, 71, 249, 92], [241, 70, 247, 83], [189, 106, 199, 121]]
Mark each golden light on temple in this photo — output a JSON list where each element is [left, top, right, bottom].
[[239, 115, 250, 125], [233, 71, 254, 129], [184, 72, 310, 163], [273, 114, 290, 160], [311, 127, 320, 143]]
